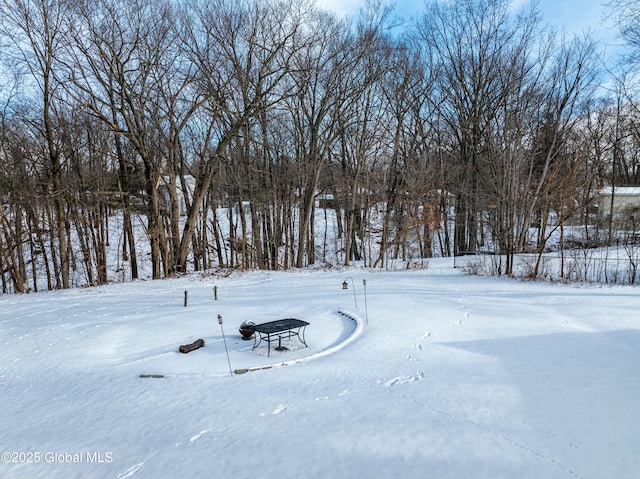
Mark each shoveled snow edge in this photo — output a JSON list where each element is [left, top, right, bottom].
[[140, 310, 364, 378]]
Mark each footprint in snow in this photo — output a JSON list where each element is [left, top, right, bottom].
[[261, 404, 287, 416], [117, 462, 145, 479], [413, 343, 423, 351], [383, 372, 425, 388], [423, 331, 431, 340], [315, 390, 351, 400], [189, 429, 210, 442]]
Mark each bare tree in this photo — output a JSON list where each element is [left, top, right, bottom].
[[418, 0, 524, 257], [65, 0, 178, 279], [416, 0, 599, 275], [606, 0, 640, 64], [331, 4, 398, 266], [177, 0, 310, 272], [0, 0, 75, 288]]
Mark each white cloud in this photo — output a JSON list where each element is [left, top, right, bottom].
[[315, 0, 365, 18]]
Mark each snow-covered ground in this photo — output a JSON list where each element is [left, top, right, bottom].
[[1, 260, 639, 479]]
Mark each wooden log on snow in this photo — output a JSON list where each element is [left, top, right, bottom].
[[179, 338, 205, 353]]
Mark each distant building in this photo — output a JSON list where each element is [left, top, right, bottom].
[[316, 194, 335, 209], [599, 187, 640, 227], [158, 175, 196, 215]]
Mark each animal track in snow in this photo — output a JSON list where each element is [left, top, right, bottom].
[[189, 429, 210, 442], [117, 462, 145, 478], [383, 372, 425, 388], [272, 404, 287, 414], [261, 404, 288, 416], [315, 389, 353, 400]]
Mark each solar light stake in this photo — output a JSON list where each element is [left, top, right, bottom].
[[218, 314, 233, 377], [363, 279, 368, 325]]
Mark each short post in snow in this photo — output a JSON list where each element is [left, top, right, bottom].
[[218, 314, 233, 377], [184, 290, 188, 307], [213, 285, 218, 300]]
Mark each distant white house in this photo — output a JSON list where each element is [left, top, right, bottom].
[[316, 193, 335, 209], [158, 175, 196, 215], [599, 187, 640, 224]]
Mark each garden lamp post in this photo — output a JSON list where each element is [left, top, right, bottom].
[[342, 276, 358, 309]]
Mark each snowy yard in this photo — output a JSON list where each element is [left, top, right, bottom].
[[1, 260, 639, 479]]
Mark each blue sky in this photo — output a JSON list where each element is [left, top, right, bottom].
[[319, 2, 619, 41], [317, 0, 625, 65], [318, 0, 612, 31]]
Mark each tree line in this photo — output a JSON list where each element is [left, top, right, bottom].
[[0, 0, 638, 292]]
